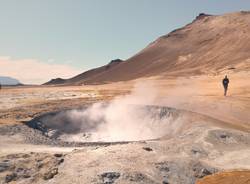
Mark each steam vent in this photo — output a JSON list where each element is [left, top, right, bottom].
[[26, 104, 181, 145]]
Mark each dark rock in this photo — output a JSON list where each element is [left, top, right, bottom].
[[15, 168, 32, 178], [196, 13, 212, 20], [54, 153, 63, 158], [5, 173, 17, 183], [99, 172, 120, 184], [43, 168, 58, 180], [123, 172, 158, 183], [162, 179, 169, 184], [36, 162, 43, 169], [143, 147, 153, 152], [194, 168, 212, 178], [0, 162, 9, 172], [22, 174, 31, 178], [126, 172, 145, 182], [192, 162, 217, 179], [57, 158, 64, 164], [16, 167, 24, 172], [109, 59, 124, 64], [220, 134, 229, 139], [155, 162, 170, 172]]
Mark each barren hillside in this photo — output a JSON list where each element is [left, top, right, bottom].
[[45, 11, 250, 85]]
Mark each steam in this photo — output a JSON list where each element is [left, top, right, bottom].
[[42, 82, 184, 142]]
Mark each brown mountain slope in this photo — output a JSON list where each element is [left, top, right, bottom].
[[45, 11, 250, 85], [44, 59, 124, 85]]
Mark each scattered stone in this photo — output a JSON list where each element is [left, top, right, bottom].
[[123, 172, 157, 183], [143, 147, 153, 152], [155, 162, 170, 172], [194, 168, 212, 178], [54, 153, 63, 157], [192, 162, 217, 179], [0, 162, 9, 172], [43, 168, 58, 180], [125, 172, 145, 182], [15, 168, 31, 178], [220, 134, 229, 139], [99, 172, 120, 184], [5, 173, 17, 183], [36, 162, 43, 169], [57, 158, 64, 164]]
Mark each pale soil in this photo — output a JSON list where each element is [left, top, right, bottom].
[[0, 72, 249, 183]]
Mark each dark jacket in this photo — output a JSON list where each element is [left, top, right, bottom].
[[223, 78, 229, 86]]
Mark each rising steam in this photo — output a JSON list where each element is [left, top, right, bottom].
[[41, 82, 184, 142]]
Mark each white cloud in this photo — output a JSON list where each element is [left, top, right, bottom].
[[0, 56, 83, 84]]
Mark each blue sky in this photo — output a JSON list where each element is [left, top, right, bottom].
[[0, 0, 250, 84]]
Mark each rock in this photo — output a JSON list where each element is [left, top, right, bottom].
[[125, 172, 145, 182], [123, 172, 158, 183], [196, 13, 211, 20], [0, 162, 9, 172], [15, 168, 31, 178], [109, 59, 124, 64], [197, 168, 213, 178], [5, 173, 17, 183], [57, 158, 64, 164], [54, 153, 63, 158], [99, 172, 120, 184], [162, 179, 169, 184], [43, 168, 58, 180], [155, 162, 170, 172], [192, 162, 216, 178], [220, 134, 229, 139], [143, 147, 153, 151]]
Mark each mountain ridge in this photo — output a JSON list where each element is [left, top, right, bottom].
[[45, 11, 250, 85]]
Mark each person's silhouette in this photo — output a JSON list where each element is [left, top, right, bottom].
[[222, 75, 229, 96]]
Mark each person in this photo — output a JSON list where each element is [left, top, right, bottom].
[[222, 75, 229, 96], [0, 83, 1, 90]]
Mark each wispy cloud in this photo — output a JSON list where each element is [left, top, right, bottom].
[[0, 56, 82, 84]]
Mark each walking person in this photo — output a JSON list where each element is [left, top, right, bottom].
[[222, 75, 229, 96]]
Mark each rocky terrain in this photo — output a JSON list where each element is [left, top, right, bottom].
[[1, 76, 250, 183], [0, 11, 250, 184]]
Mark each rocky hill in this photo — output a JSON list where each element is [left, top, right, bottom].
[[45, 11, 250, 85]]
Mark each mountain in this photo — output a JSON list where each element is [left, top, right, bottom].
[[45, 11, 250, 85], [44, 59, 124, 85], [0, 76, 22, 85], [43, 78, 66, 85]]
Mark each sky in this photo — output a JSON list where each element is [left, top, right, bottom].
[[0, 0, 250, 84]]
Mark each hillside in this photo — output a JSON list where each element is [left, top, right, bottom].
[[45, 11, 250, 85], [0, 76, 21, 86], [44, 59, 124, 85]]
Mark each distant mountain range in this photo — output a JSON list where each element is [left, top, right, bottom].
[[45, 11, 250, 85], [0, 76, 22, 85]]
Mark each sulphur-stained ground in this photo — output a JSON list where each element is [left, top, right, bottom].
[[0, 72, 250, 184]]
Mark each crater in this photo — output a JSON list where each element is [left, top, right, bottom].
[[26, 103, 183, 144]]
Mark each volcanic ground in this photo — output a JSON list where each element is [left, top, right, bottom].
[[1, 11, 250, 184], [0, 75, 250, 184]]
